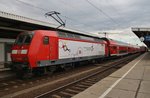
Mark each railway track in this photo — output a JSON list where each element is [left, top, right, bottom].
[[0, 56, 117, 82], [0, 57, 114, 97], [35, 54, 139, 98], [0, 64, 15, 81], [0, 68, 15, 82], [0, 54, 140, 98]]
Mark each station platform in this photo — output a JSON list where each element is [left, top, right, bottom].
[[0, 64, 10, 71], [0, 63, 4, 68], [72, 52, 150, 98]]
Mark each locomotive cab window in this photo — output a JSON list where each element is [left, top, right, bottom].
[[24, 35, 32, 44], [15, 32, 33, 45], [43, 36, 49, 45]]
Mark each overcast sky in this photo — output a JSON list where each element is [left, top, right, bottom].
[[0, 0, 149, 46]]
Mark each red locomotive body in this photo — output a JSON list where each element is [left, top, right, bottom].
[[11, 30, 108, 77], [11, 31, 58, 69]]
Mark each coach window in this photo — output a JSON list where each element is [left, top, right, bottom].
[[43, 36, 49, 45]]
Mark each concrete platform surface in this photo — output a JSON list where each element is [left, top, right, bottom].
[[72, 52, 150, 98], [0, 64, 4, 69], [0, 63, 10, 71]]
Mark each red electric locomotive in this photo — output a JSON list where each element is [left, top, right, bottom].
[[11, 30, 108, 77]]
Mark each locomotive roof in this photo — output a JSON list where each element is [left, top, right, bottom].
[[57, 28, 99, 39]]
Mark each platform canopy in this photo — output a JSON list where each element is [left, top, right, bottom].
[[132, 27, 150, 48], [0, 11, 97, 39]]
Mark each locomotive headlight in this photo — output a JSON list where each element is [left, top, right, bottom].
[[12, 50, 17, 54], [21, 50, 28, 54]]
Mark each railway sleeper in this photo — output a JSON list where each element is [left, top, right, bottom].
[[59, 91, 75, 97], [87, 78, 98, 82], [63, 89, 78, 95], [75, 84, 89, 88], [84, 80, 97, 84], [65, 88, 81, 93], [71, 86, 85, 91], [51, 94, 62, 98], [80, 82, 93, 86]]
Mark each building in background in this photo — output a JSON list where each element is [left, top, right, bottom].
[[0, 38, 14, 66]]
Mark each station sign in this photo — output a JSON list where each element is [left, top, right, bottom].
[[145, 35, 150, 41]]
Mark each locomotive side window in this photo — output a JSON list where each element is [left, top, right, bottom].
[[43, 36, 49, 45], [58, 31, 67, 38], [67, 33, 75, 38], [80, 36, 95, 41], [94, 38, 103, 42], [74, 34, 81, 39]]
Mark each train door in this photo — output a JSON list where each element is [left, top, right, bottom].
[[49, 37, 58, 60], [42, 36, 50, 60]]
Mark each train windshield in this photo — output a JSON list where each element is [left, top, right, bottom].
[[15, 32, 34, 45]]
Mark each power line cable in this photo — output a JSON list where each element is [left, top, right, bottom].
[[16, 0, 47, 12], [85, 0, 119, 26], [105, 0, 121, 15], [16, 0, 95, 28], [59, 0, 108, 27], [15, 0, 102, 33], [15, 0, 123, 33]]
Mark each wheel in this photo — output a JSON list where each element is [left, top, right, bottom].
[[32, 68, 45, 76], [47, 66, 56, 75], [16, 69, 24, 79], [16, 68, 32, 79], [63, 63, 74, 71]]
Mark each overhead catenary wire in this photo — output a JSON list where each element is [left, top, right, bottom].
[[59, 0, 120, 30], [16, 0, 121, 31], [58, 0, 109, 27], [16, 0, 104, 34], [15, 0, 96, 29], [59, 0, 123, 27], [105, 0, 121, 15], [85, 0, 120, 27]]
